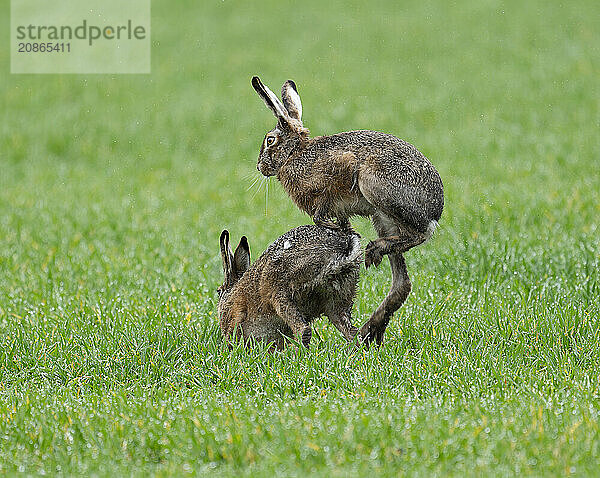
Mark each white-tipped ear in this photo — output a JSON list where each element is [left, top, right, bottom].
[[252, 76, 290, 121], [281, 80, 302, 121]]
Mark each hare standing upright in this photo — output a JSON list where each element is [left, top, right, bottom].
[[251, 76, 444, 346], [218, 226, 361, 349]]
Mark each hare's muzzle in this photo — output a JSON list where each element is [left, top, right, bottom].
[[257, 161, 274, 177]]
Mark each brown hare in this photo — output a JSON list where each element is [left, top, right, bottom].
[[217, 226, 361, 349], [251, 76, 444, 346]]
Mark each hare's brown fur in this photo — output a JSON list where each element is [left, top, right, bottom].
[[252, 76, 444, 346], [218, 226, 361, 349]]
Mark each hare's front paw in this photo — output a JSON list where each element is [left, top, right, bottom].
[[364, 240, 384, 268]]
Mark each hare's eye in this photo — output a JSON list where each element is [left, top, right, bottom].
[[266, 136, 276, 147]]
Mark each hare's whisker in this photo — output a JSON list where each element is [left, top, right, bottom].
[[241, 171, 257, 181], [265, 178, 269, 216], [246, 173, 261, 192], [250, 176, 265, 200]]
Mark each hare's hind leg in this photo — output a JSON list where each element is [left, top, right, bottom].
[[364, 211, 432, 269], [364, 233, 426, 268], [273, 297, 312, 348], [328, 307, 359, 341], [359, 172, 435, 267], [360, 252, 412, 346], [365, 211, 432, 268], [359, 211, 413, 346]]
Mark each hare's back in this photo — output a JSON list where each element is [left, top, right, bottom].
[[316, 130, 443, 196], [258, 225, 360, 283]]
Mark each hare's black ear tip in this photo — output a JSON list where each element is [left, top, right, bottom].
[[286, 79, 297, 91], [251, 76, 261, 86], [239, 236, 249, 252], [220, 230, 229, 241]]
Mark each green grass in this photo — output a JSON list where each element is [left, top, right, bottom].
[[1, 0, 600, 475]]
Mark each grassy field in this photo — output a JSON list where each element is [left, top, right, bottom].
[[1, 0, 600, 475]]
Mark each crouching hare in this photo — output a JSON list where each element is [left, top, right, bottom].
[[251, 76, 444, 346], [217, 226, 362, 349]]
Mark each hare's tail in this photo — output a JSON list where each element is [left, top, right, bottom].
[[425, 220, 439, 242], [299, 233, 362, 291], [397, 220, 439, 255], [343, 234, 363, 263]]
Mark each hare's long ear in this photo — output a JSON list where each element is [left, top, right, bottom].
[[252, 76, 290, 122], [233, 236, 250, 276], [281, 80, 302, 121], [220, 230, 234, 282]]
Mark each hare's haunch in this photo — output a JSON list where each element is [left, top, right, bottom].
[[252, 76, 444, 346]]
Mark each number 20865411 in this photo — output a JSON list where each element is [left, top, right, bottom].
[[17, 42, 71, 53]]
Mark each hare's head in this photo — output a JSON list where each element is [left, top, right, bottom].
[[252, 76, 309, 177], [218, 230, 250, 301]]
